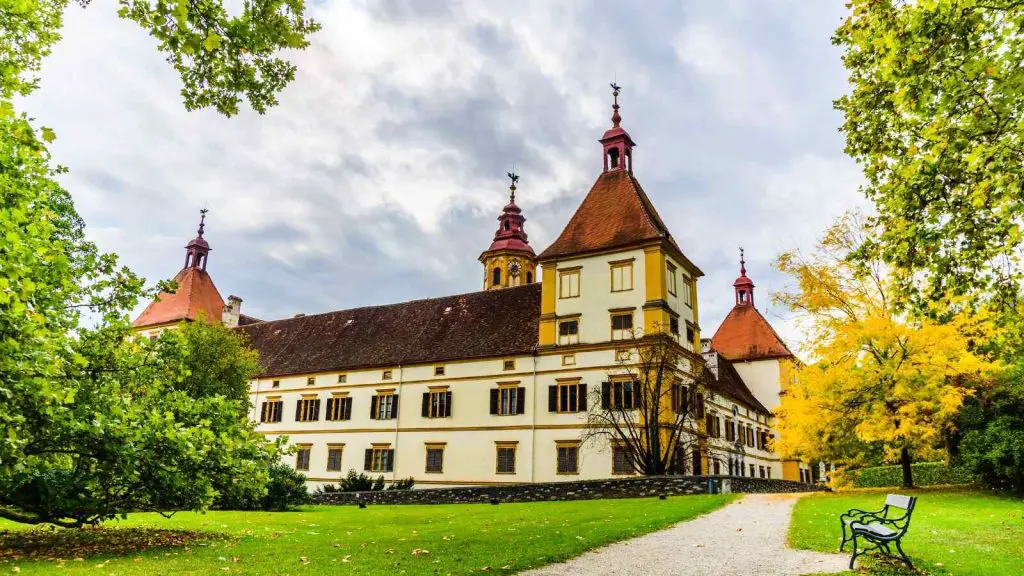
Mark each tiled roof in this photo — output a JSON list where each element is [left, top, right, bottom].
[[705, 353, 772, 415], [133, 267, 225, 328], [238, 284, 541, 377], [238, 314, 263, 326], [538, 170, 695, 270], [710, 305, 794, 362]]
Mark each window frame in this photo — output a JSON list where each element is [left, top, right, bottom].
[[295, 444, 312, 471], [682, 274, 693, 307], [424, 444, 445, 474], [556, 442, 580, 475], [367, 445, 394, 473], [605, 377, 637, 410], [337, 374, 347, 384], [495, 443, 517, 474], [382, 369, 393, 380], [493, 384, 523, 416], [423, 388, 452, 419], [371, 391, 398, 420], [558, 318, 580, 345], [502, 359, 515, 371], [611, 444, 635, 475], [561, 353, 576, 366], [552, 379, 586, 413], [434, 365, 445, 377], [610, 311, 634, 341], [667, 262, 678, 296], [306, 376, 315, 386], [326, 444, 344, 472], [295, 395, 320, 422], [558, 268, 581, 299], [260, 397, 283, 423], [609, 260, 634, 292], [326, 394, 352, 421]]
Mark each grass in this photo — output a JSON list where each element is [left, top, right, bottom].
[[790, 487, 1024, 576], [0, 494, 735, 575]]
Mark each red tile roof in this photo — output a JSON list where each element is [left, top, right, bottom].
[[133, 267, 225, 328], [710, 305, 794, 362], [538, 170, 697, 272], [238, 284, 541, 377]]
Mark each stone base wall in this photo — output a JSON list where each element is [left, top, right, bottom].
[[310, 475, 825, 506]]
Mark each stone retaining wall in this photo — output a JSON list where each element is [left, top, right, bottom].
[[310, 475, 825, 506]]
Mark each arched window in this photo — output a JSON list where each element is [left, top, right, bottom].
[[492, 267, 501, 287], [607, 147, 620, 169], [503, 220, 510, 231], [738, 290, 747, 303], [526, 271, 533, 284]]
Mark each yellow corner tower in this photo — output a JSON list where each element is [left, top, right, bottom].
[[479, 172, 537, 290]]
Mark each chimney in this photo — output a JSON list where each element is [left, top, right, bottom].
[[222, 295, 242, 328], [702, 346, 720, 380]]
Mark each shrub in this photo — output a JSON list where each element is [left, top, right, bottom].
[[848, 462, 977, 488], [955, 373, 1024, 495], [217, 463, 308, 511], [328, 470, 415, 492], [388, 477, 415, 490]]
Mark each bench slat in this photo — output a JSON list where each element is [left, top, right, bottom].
[[886, 494, 912, 509]]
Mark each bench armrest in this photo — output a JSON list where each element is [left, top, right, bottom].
[[841, 507, 884, 520]]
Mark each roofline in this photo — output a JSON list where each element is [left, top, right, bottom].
[[538, 238, 705, 277], [250, 348, 539, 379]]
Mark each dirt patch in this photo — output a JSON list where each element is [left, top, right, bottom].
[[0, 527, 226, 561]]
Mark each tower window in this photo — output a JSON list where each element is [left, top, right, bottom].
[[492, 267, 502, 287], [526, 271, 533, 283], [608, 147, 620, 169], [503, 220, 510, 230]]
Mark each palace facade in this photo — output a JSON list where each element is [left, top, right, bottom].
[[134, 92, 812, 486]]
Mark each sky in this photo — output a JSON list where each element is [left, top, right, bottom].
[[22, 0, 867, 353]]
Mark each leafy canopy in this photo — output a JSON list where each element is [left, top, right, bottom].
[[836, 0, 1024, 308], [773, 213, 999, 474]]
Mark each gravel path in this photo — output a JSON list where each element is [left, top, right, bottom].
[[520, 493, 849, 576]]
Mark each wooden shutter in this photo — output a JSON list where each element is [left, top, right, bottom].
[[444, 391, 452, 417], [516, 387, 526, 414], [370, 395, 378, 419], [548, 386, 557, 412], [295, 400, 301, 421], [325, 398, 334, 420], [579, 384, 587, 411], [489, 388, 499, 415], [601, 382, 611, 409], [260, 402, 268, 422], [422, 392, 430, 417], [313, 399, 321, 421], [393, 395, 399, 417], [386, 449, 395, 472], [364, 449, 373, 470], [344, 398, 352, 420]]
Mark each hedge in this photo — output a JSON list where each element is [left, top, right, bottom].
[[849, 462, 978, 488]]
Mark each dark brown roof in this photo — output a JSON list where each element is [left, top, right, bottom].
[[238, 284, 541, 377], [538, 171, 698, 274], [133, 267, 225, 328], [705, 354, 772, 415], [238, 314, 263, 326], [710, 305, 794, 362]]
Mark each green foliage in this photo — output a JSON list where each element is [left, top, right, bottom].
[[835, 1, 1024, 308], [319, 470, 416, 493], [387, 477, 415, 491], [847, 462, 976, 489], [956, 370, 1024, 495]]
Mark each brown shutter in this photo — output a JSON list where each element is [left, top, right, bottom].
[[370, 395, 378, 419], [422, 392, 430, 417], [386, 449, 395, 472], [313, 399, 321, 421], [444, 391, 452, 417], [601, 382, 611, 409], [548, 386, 557, 412], [344, 397, 352, 420], [364, 449, 373, 470], [489, 388, 499, 415], [295, 400, 301, 421], [393, 395, 399, 417], [579, 384, 587, 411], [516, 387, 526, 414]]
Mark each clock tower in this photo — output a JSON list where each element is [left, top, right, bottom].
[[479, 172, 536, 290]]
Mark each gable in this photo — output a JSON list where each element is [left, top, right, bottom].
[[710, 305, 794, 362]]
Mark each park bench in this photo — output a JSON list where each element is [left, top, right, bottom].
[[839, 493, 917, 570]]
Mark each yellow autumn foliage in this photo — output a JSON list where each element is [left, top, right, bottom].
[[773, 212, 1000, 466]]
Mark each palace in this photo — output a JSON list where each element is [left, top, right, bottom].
[[134, 91, 812, 486]]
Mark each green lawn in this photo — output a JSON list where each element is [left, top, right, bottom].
[[790, 488, 1024, 575], [0, 494, 735, 575]]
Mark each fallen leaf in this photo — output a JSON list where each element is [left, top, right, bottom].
[[341, 555, 352, 563]]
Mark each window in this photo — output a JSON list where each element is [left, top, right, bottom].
[[556, 443, 579, 474], [559, 269, 580, 299], [685, 326, 696, 349], [492, 267, 501, 287], [370, 392, 398, 420], [295, 396, 320, 422], [562, 353, 576, 366], [705, 413, 721, 438], [747, 425, 755, 448], [683, 275, 693, 307], [612, 445, 634, 475], [260, 398, 283, 423], [672, 384, 689, 413], [526, 271, 533, 283], [767, 467, 772, 479], [271, 379, 280, 389], [558, 319, 579, 345], [695, 393, 705, 418], [365, 445, 394, 472], [549, 380, 587, 413], [713, 459, 721, 475], [503, 359, 515, 371], [667, 262, 678, 295], [759, 466, 766, 479], [750, 464, 756, 477], [382, 369, 393, 380], [725, 418, 736, 442], [326, 395, 352, 421], [434, 365, 445, 376], [425, 445, 444, 473], [306, 376, 315, 386], [337, 374, 347, 384], [610, 312, 633, 340], [692, 450, 703, 475], [670, 316, 679, 335], [326, 445, 344, 471], [496, 443, 517, 474], [615, 349, 631, 362], [490, 385, 525, 416], [602, 378, 636, 410], [422, 388, 452, 418], [296, 445, 311, 471], [610, 261, 633, 292]]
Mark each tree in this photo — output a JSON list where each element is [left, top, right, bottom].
[[955, 359, 1024, 495], [0, 0, 315, 526], [835, 0, 1024, 309], [773, 212, 999, 488], [582, 330, 707, 476]]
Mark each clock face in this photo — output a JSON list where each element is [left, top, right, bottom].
[[508, 259, 521, 277]]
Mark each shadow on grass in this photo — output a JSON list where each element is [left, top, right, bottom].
[[0, 527, 226, 561]]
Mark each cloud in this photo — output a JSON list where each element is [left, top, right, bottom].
[[21, 0, 858, 352]]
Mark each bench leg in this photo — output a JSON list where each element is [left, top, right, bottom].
[[848, 535, 858, 570], [895, 539, 913, 570], [839, 519, 848, 551]]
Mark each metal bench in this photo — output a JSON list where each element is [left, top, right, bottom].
[[839, 493, 917, 569]]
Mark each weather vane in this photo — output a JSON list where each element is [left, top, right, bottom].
[[610, 82, 621, 97], [198, 208, 209, 236], [507, 169, 519, 203]]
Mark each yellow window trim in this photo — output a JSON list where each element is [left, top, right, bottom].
[[494, 440, 519, 446], [376, 388, 396, 394], [330, 392, 350, 397], [496, 380, 521, 387], [327, 443, 345, 448], [370, 442, 392, 448], [555, 376, 583, 382], [607, 257, 636, 265], [424, 442, 447, 447], [557, 265, 583, 272]]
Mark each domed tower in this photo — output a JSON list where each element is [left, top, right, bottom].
[[479, 172, 536, 290]]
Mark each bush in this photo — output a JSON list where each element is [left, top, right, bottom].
[[955, 374, 1024, 495], [319, 470, 416, 492], [217, 463, 308, 511], [848, 462, 977, 488], [388, 477, 415, 490]]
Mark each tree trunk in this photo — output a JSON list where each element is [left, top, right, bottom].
[[900, 446, 914, 489]]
